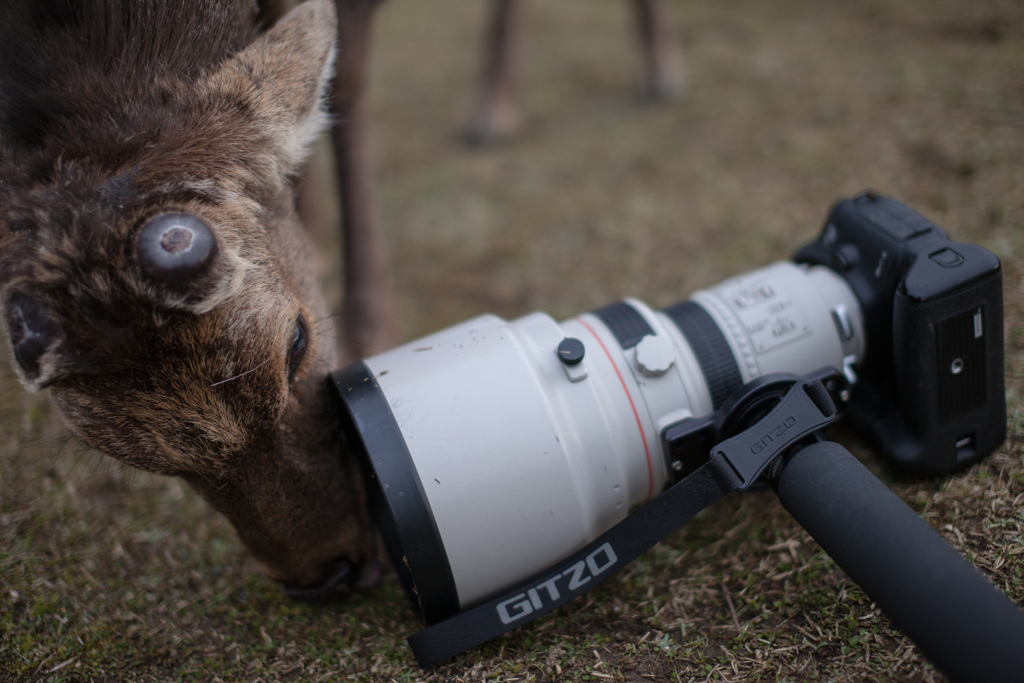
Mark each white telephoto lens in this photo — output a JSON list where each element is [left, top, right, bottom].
[[334, 262, 864, 621]]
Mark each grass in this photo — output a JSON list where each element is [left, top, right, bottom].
[[2, 0, 1024, 680]]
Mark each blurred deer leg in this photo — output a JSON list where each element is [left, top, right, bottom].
[[465, 0, 523, 146], [332, 0, 397, 362], [632, 0, 685, 101], [260, 0, 339, 303], [295, 143, 337, 277]]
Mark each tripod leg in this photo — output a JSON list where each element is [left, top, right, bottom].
[[774, 440, 1024, 683]]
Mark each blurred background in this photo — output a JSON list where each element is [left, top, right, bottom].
[[2, 0, 1022, 680], [363, 0, 1023, 341]]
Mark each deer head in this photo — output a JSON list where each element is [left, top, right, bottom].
[[0, 0, 374, 593]]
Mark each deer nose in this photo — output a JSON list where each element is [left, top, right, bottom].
[[7, 293, 59, 379], [280, 556, 357, 602], [136, 213, 218, 285]]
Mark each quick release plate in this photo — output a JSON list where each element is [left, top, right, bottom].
[[663, 371, 846, 489], [713, 379, 837, 490]]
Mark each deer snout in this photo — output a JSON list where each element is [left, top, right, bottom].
[[278, 556, 356, 601], [6, 292, 61, 383], [268, 555, 382, 602]]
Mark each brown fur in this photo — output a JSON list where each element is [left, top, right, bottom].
[[0, 0, 373, 589]]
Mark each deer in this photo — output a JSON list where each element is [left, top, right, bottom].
[[0, 0, 381, 596], [0, 0, 682, 601]]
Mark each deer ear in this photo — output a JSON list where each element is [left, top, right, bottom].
[[203, 0, 337, 176]]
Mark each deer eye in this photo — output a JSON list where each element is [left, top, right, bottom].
[[287, 316, 308, 381]]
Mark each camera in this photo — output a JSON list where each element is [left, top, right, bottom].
[[329, 192, 1016, 674], [795, 191, 1004, 475]]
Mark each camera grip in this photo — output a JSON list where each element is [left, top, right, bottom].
[[775, 441, 1024, 683]]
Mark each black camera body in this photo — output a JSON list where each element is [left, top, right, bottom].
[[794, 192, 1005, 476]]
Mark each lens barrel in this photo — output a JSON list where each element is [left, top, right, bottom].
[[330, 261, 864, 619]]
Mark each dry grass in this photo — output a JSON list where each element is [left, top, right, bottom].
[[2, 0, 1024, 680]]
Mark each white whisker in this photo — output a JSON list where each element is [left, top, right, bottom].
[[210, 358, 271, 387]]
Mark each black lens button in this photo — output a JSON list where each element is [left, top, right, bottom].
[[557, 337, 586, 366]]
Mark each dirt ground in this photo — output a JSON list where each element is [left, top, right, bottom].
[[2, 0, 1023, 681]]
